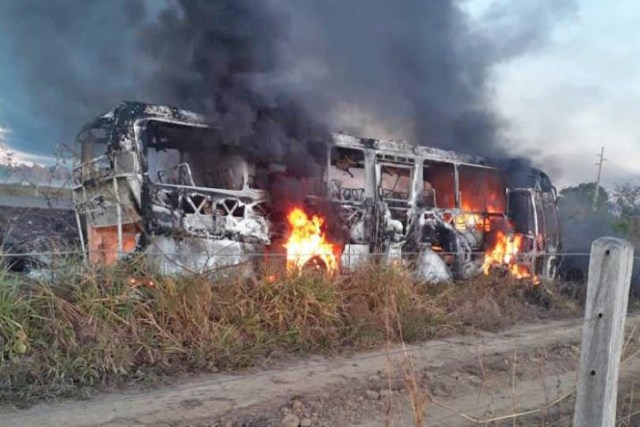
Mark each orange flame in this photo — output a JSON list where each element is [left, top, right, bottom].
[[482, 231, 539, 284], [283, 207, 338, 273], [458, 202, 493, 233]]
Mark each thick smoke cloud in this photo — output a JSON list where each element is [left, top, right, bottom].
[[137, 0, 327, 175], [281, 1, 498, 153], [278, 0, 576, 156], [0, 0, 148, 146], [0, 0, 576, 159]]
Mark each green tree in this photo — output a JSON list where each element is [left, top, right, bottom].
[[557, 183, 621, 253], [614, 183, 640, 216], [558, 182, 611, 217], [612, 183, 640, 241]]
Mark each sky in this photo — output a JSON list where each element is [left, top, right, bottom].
[[0, 0, 639, 190], [469, 0, 640, 188]]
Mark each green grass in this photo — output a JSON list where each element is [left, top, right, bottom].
[[0, 258, 579, 405]]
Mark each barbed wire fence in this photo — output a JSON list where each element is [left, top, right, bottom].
[[0, 249, 601, 259], [3, 139, 637, 282], [0, 251, 638, 424], [0, 308, 637, 426], [2, 153, 640, 425]]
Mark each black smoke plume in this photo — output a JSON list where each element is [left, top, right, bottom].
[[0, 0, 148, 145], [137, 0, 327, 175], [0, 0, 576, 160]]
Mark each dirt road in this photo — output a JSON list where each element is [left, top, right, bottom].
[[3, 314, 639, 427]]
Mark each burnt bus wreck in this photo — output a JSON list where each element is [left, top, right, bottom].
[[73, 101, 561, 281]]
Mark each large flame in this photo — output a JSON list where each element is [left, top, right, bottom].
[[283, 207, 338, 273], [456, 202, 491, 233], [482, 231, 539, 283]]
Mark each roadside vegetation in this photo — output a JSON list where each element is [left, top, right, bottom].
[[0, 257, 579, 406]]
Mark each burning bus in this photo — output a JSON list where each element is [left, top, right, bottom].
[[73, 101, 561, 282]]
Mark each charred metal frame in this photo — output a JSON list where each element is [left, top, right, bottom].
[[330, 134, 493, 280], [73, 101, 561, 280], [73, 102, 271, 273]]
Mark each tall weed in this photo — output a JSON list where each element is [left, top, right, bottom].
[[0, 258, 577, 403]]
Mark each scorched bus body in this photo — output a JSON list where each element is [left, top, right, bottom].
[[72, 101, 561, 281]]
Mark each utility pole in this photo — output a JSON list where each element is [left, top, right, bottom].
[[593, 146, 606, 210]]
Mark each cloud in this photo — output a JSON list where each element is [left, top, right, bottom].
[[488, 0, 640, 188], [0, 143, 56, 167], [0, 0, 149, 147], [0, 126, 56, 166]]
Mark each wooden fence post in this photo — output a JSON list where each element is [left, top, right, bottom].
[[573, 237, 635, 427]]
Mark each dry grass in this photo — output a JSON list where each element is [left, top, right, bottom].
[[0, 257, 578, 405]]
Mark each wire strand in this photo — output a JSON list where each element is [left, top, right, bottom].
[[0, 250, 597, 258]]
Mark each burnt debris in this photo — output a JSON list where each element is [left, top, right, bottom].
[[73, 102, 561, 281]]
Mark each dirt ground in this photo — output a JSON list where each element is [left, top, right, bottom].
[[0, 205, 76, 241], [0, 205, 78, 270], [3, 314, 639, 427], [0, 204, 637, 426]]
